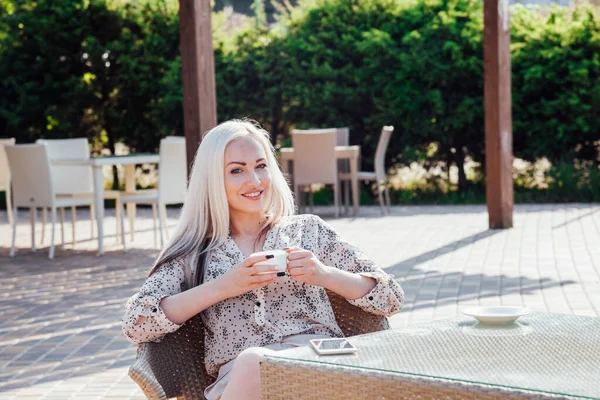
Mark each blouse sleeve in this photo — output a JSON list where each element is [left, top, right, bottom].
[[312, 215, 404, 316], [122, 260, 186, 344]]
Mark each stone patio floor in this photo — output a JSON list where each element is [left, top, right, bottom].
[[1, 204, 599, 399]]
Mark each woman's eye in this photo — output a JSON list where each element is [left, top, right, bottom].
[[256, 163, 267, 169], [231, 168, 243, 174]]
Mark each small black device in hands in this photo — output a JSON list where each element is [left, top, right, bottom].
[[309, 338, 358, 355]]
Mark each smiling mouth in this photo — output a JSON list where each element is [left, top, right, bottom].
[[242, 190, 263, 199]]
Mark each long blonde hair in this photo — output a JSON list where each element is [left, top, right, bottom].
[[150, 119, 295, 288]]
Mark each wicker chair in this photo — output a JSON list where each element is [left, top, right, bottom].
[[129, 290, 390, 400]]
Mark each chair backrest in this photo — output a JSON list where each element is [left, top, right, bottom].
[[0, 138, 16, 189], [336, 127, 349, 146], [374, 126, 394, 181], [308, 127, 348, 146], [37, 138, 93, 195], [162, 136, 184, 141], [291, 129, 338, 186], [158, 138, 187, 204], [308, 127, 349, 173], [5, 144, 55, 208], [336, 127, 350, 173]]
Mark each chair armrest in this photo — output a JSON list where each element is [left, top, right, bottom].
[[129, 343, 168, 400], [128, 314, 215, 400], [326, 290, 390, 336]]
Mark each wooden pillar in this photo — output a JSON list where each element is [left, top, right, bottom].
[[179, 0, 217, 176], [484, 0, 513, 229]]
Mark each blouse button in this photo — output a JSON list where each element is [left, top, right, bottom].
[[255, 301, 261, 307], [368, 296, 374, 301], [151, 307, 158, 313]]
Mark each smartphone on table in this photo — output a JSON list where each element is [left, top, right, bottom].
[[309, 338, 358, 355]]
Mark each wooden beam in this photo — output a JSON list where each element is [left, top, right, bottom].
[[179, 0, 217, 176], [484, 0, 513, 229]]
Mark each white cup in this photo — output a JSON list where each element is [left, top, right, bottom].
[[251, 250, 288, 274]]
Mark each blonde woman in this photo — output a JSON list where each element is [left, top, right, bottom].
[[122, 119, 404, 400]]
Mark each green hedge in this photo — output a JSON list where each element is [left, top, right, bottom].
[[1, 0, 599, 195], [511, 4, 600, 164]]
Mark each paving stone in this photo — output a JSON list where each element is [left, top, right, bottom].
[[1, 204, 599, 398]]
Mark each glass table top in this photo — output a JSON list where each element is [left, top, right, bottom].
[[266, 313, 600, 399]]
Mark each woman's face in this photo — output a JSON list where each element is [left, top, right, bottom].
[[224, 136, 272, 217]]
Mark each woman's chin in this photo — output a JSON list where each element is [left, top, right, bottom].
[[233, 201, 265, 214]]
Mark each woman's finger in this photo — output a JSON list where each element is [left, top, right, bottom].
[[241, 254, 275, 268], [287, 258, 312, 269], [286, 250, 312, 261], [284, 246, 302, 253], [287, 266, 310, 276], [288, 272, 309, 282], [249, 264, 281, 275], [249, 273, 277, 283]]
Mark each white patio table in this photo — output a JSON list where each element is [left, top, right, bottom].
[[279, 145, 360, 216], [52, 153, 160, 255], [261, 312, 600, 399]]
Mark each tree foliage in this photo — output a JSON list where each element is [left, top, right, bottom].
[[1, 0, 598, 193], [511, 4, 600, 164]]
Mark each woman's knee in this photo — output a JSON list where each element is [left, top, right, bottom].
[[232, 347, 272, 373]]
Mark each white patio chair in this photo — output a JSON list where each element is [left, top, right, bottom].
[[37, 138, 121, 247], [5, 144, 94, 259], [309, 127, 348, 146], [302, 127, 350, 214], [0, 138, 16, 225], [335, 127, 353, 214], [119, 138, 187, 249], [291, 129, 340, 217], [295, 128, 349, 213], [339, 126, 394, 215]]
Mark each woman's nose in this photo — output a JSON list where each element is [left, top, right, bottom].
[[246, 170, 260, 185]]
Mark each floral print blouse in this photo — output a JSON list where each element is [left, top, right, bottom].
[[122, 214, 404, 376]]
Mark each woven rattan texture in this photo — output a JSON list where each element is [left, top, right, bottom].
[[260, 358, 577, 400], [129, 314, 214, 400], [262, 313, 600, 399], [129, 290, 390, 399], [326, 290, 390, 336]]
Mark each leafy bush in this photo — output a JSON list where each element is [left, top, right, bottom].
[[511, 4, 600, 164], [0, 0, 181, 156], [1, 0, 599, 204]]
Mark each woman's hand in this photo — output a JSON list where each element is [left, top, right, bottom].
[[216, 254, 280, 299], [285, 247, 333, 287]]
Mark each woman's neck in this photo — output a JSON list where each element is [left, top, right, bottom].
[[229, 212, 268, 238]]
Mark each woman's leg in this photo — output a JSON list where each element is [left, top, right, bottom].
[[220, 347, 276, 400]]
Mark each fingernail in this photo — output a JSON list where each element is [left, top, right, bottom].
[[277, 272, 286, 277], [266, 255, 274, 259]]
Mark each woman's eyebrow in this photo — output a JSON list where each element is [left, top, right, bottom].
[[226, 158, 266, 166]]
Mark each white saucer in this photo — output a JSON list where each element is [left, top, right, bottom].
[[461, 306, 531, 324]]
